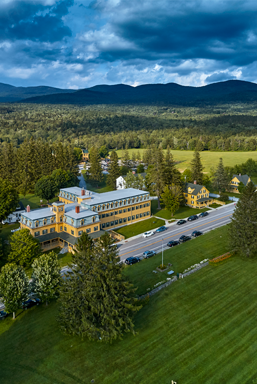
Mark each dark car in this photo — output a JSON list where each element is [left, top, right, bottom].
[[167, 240, 180, 247], [187, 215, 198, 221], [22, 298, 40, 310], [192, 230, 203, 237], [177, 219, 186, 225], [198, 211, 209, 218], [179, 235, 191, 243], [125, 256, 141, 265], [0, 310, 8, 320], [143, 250, 156, 258], [155, 226, 167, 233]]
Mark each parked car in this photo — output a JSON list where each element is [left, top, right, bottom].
[[22, 298, 40, 310], [143, 231, 155, 238], [192, 231, 203, 237], [179, 235, 191, 243], [124, 256, 141, 265], [0, 310, 8, 320], [143, 250, 156, 258], [167, 240, 180, 247], [187, 215, 198, 221], [177, 219, 186, 225], [198, 211, 209, 218], [155, 226, 167, 233]]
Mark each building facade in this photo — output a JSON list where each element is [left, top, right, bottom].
[[82, 149, 89, 161], [20, 187, 151, 252], [184, 182, 213, 208]]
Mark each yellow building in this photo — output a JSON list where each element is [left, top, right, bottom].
[[20, 187, 151, 252], [184, 182, 213, 208], [229, 174, 251, 193], [82, 149, 89, 161]]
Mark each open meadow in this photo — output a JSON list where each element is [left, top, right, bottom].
[[117, 149, 257, 173]]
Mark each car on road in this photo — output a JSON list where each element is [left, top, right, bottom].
[[155, 226, 167, 233], [167, 240, 180, 247], [198, 211, 209, 218], [22, 298, 40, 310], [143, 231, 155, 238], [125, 256, 141, 265], [187, 215, 198, 221], [0, 310, 8, 320], [179, 235, 191, 243], [143, 250, 156, 258], [177, 219, 186, 225], [192, 230, 203, 237]]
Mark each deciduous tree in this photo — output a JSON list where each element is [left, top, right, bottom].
[[35, 175, 56, 202], [31, 251, 61, 305], [8, 228, 41, 267], [0, 263, 30, 319], [0, 178, 19, 223]]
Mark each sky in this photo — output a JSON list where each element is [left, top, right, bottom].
[[1, 0, 257, 89]]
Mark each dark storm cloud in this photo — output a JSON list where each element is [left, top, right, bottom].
[[0, 0, 73, 42]]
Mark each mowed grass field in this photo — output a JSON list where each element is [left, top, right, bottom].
[[116, 149, 257, 173], [1, 253, 257, 383]]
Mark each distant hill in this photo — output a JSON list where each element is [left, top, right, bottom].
[[2, 79, 257, 105], [0, 83, 76, 102]]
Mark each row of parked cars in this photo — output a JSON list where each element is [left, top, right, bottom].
[[177, 211, 209, 225], [0, 298, 40, 320]]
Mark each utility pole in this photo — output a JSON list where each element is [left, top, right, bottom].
[[162, 238, 164, 267]]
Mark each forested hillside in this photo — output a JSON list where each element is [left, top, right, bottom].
[[1, 103, 257, 151]]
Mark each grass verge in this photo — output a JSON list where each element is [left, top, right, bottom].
[[123, 225, 230, 295], [115, 217, 165, 239], [19, 194, 59, 210], [86, 174, 113, 193], [1, 247, 257, 383]]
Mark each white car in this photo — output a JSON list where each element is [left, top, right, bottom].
[[143, 231, 155, 238]]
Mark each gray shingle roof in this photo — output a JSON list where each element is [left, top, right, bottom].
[[184, 183, 204, 195], [232, 174, 250, 186]]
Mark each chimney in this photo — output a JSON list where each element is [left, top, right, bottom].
[[81, 188, 85, 196], [75, 206, 80, 214], [194, 180, 197, 185], [26, 205, 30, 212], [132, 171, 136, 175]]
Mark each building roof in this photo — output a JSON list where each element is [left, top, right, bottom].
[[64, 203, 98, 219], [22, 207, 54, 220], [60, 186, 97, 199], [37, 229, 107, 245], [84, 188, 147, 206], [82, 149, 89, 154], [184, 183, 205, 195], [232, 174, 250, 186], [196, 197, 213, 203]]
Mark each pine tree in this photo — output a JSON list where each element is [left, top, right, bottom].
[[0, 263, 30, 319], [163, 146, 176, 185], [191, 150, 204, 185], [146, 148, 165, 208], [136, 150, 141, 161], [89, 146, 103, 184], [31, 251, 61, 305], [212, 158, 229, 193], [229, 182, 257, 257], [107, 150, 120, 190], [58, 233, 140, 342]]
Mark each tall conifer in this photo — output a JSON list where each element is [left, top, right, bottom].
[[191, 150, 204, 185], [107, 150, 120, 190], [89, 146, 103, 184]]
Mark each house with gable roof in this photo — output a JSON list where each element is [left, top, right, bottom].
[[184, 181, 213, 208], [229, 174, 252, 193]]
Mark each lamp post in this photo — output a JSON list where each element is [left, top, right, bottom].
[[162, 238, 164, 267]]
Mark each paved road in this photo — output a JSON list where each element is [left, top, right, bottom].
[[117, 204, 235, 262]]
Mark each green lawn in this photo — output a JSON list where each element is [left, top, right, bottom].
[[117, 148, 257, 173], [19, 194, 59, 209], [151, 200, 210, 220], [123, 225, 230, 295], [2, 248, 257, 383], [209, 203, 221, 208], [116, 217, 165, 239], [86, 174, 113, 193]]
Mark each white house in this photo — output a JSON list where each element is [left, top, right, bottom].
[[116, 176, 126, 189], [2, 202, 26, 224]]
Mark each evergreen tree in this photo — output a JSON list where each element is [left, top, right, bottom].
[[0, 178, 19, 223], [8, 228, 41, 267], [58, 233, 140, 342], [0, 263, 30, 319], [191, 150, 204, 185], [137, 163, 144, 173], [136, 150, 141, 162], [212, 158, 229, 193], [122, 147, 130, 168], [146, 148, 165, 208], [31, 251, 61, 305], [163, 146, 176, 185], [75, 232, 93, 252], [89, 146, 103, 184], [107, 150, 120, 190], [229, 182, 257, 257]]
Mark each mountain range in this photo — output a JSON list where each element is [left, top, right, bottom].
[[1, 80, 257, 105]]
